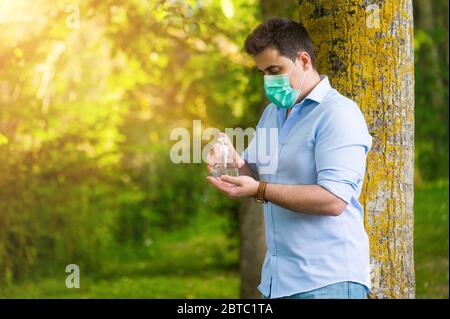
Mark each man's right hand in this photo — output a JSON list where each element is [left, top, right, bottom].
[[206, 132, 245, 174]]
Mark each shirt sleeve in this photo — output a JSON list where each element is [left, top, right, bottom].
[[241, 133, 260, 180], [240, 104, 274, 180], [315, 103, 372, 204]]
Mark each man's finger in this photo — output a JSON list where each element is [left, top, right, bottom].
[[206, 176, 235, 193], [210, 176, 236, 187], [235, 155, 245, 168], [219, 175, 242, 185]]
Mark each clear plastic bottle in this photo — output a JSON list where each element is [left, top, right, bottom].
[[210, 135, 240, 177]]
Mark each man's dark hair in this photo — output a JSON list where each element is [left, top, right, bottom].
[[244, 17, 316, 68]]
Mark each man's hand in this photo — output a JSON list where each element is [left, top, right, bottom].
[[206, 132, 245, 174], [206, 175, 259, 199]]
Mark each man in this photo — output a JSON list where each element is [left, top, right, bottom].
[[206, 17, 372, 299]]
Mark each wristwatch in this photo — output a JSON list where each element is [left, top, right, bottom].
[[255, 181, 268, 203]]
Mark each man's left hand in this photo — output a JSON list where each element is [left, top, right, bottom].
[[206, 175, 259, 199]]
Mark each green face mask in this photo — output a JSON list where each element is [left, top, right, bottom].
[[263, 60, 305, 109]]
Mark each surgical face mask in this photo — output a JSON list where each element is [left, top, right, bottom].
[[263, 60, 305, 109]]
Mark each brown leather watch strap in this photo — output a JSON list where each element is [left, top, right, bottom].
[[255, 181, 268, 203]]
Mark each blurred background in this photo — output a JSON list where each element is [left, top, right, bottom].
[[0, 0, 448, 298]]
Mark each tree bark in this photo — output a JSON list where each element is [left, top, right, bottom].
[[298, 0, 415, 298], [238, 197, 266, 298]]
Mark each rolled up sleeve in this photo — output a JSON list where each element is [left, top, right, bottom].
[[315, 104, 372, 204]]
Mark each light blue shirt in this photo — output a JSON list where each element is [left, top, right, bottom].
[[242, 75, 372, 298]]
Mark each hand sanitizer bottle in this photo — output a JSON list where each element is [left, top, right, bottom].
[[211, 135, 239, 177]]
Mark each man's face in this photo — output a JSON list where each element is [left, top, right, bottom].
[[254, 47, 304, 90]]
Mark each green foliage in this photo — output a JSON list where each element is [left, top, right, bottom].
[[413, 0, 449, 182], [0, 0, 259, 285]]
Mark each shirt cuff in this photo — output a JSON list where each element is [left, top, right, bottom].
[[317, 179, 356, 204]]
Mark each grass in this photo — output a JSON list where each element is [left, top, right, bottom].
[[0, 212, 241, 299], [414, 179, 449, 299], [0, 274, 239, 299], [0, 181, 447, 298]]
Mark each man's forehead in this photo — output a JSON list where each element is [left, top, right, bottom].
[[254, 48, 289, 70]]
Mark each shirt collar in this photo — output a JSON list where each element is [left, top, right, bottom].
[[302, 75, 332, 104]]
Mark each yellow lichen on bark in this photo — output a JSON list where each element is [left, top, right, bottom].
[[298, 0, 415, 298]]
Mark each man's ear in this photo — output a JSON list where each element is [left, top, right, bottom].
[[298, 51, 310, 69]]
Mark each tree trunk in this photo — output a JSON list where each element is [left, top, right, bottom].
[[238, 197, 266, 298], [298, 0, 415, 298]]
